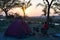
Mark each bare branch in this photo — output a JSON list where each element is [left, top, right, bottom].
[[36, 3, 44, 7], [46, 0, 49, 5], [50, 0, 54, 6], [27, 0, 31, 4], [43, 0, 46, 5]]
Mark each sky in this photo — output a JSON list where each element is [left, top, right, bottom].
[[26, 0, 43, 5], [7, 0, 59, 17]]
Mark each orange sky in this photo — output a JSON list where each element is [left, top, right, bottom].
[[8, 6, 44, 17], [25, 6, 56, 17], [8, 5, 57, 17], [7, 0, 59, 17], [0, 0, 59, 17]]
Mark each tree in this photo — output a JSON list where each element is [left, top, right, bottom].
[[43, 5, 47, 16], [12, 0, 32, 19], [42, 0, 47, 16], [36, 3, 47, 16], [36, 1, 48, 16], [21, 0, 32, 19], [36, 0, 55, 25], [0, 0, 16, 17], [43, 0, 55, 25], [53, 2, 60, 13], [43, 0, 60, 16], [36, 0, 60, 25]]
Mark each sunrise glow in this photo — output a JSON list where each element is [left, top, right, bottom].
[[7, 0, 59, 17]]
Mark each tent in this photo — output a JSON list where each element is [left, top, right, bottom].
[[4, 19, 32, 38]]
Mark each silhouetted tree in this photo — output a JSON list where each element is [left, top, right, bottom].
[[36, 3, 47, 16], [44, 0, 54, 25], [53, 2, 60, 14], [21, 0, 32, 19], [0, 0, 16, 17]]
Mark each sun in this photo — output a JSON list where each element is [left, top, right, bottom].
[[25, 7, 32, 16], [25, 9, 30, 14]]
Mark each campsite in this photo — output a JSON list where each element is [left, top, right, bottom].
[[0, 0, 60, 40], [0, 17, 60, 40]]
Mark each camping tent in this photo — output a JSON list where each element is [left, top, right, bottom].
[[4, 19, 32, 38]]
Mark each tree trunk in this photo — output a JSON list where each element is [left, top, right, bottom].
[[23, 11, 25, 19], [46, 0, 54, 27], [47, 5, 50, 25], [22, 7, 26, 20], [4, 11, 8, 17], [3, 9, 8, 17]]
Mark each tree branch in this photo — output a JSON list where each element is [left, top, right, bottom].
[[43, 0, 46, 5], [50, 0, 54, 6], [27, 0, 31, 4], [9, 0, 15, 6], [27, 0, 31, 7], [46, 0, 49, 5]]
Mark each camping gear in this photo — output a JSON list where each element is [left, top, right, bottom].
[[53, 33, 60, 37], [4, 19, 32, 38]]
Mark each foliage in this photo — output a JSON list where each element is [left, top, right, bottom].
[[20, 0, 32, 18], [0, 0, 15, 17], [0, 0, 22, 17], [36, 0, 60, 16]]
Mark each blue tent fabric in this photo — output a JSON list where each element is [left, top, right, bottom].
[[53, 33, 60, 37], [4, 19, 32, 38]]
